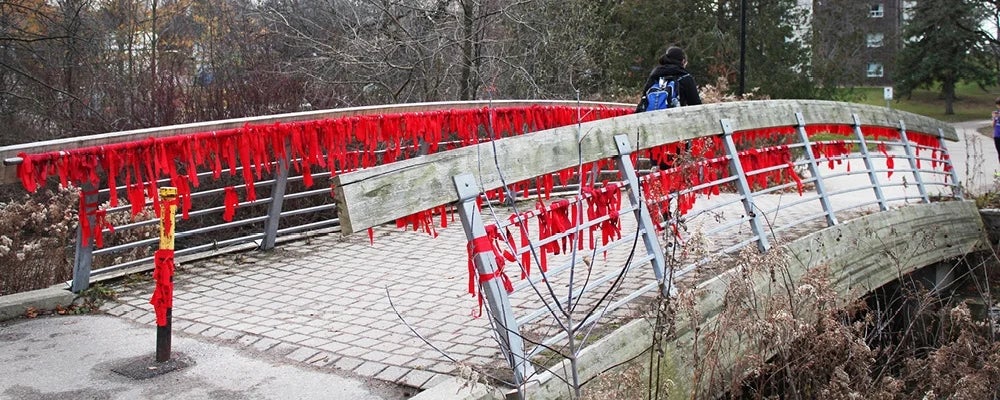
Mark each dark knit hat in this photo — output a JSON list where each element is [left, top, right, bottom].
[[660, 46, 687, 66]]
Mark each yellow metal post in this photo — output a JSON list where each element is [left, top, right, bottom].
[[159, 187, 177, 250], [153, 187, 177, 362]]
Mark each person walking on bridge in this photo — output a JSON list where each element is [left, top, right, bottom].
[[636, 45, 702, 231], [636, 45, 702, 113], [637, 45, 702, 173]]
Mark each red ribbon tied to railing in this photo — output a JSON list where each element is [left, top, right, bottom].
[[466, 225, 517, 318], [222, 186, 239, 222]]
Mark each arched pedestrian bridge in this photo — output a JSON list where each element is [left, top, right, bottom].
[[0, 99, 989, 399]]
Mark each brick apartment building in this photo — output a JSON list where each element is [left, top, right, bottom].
[[811, 1, 911, 86]]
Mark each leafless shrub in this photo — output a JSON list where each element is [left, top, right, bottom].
[[0, 186, 78, 295], [589, 236, 1000, 399], [580, 362, 646, 400], [0, 185, 156, 295], [699, 76, 770, 104], [900, 301, 1000, 400]]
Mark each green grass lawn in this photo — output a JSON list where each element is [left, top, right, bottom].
[[847, 83, 1000, 123]]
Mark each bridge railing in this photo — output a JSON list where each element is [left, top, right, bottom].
[[0, 97, 964, 391], [1, 100, 632, 293], [332, 99, 961, 390]]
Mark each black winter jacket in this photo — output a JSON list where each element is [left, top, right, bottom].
[[636, 64, 701, 112]]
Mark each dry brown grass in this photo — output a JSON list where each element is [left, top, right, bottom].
[[579, 242, 1000, 399]]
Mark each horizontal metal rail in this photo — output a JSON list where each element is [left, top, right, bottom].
[[14, 101, 632, 291]]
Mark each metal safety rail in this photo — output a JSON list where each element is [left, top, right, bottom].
[[75, 161, 337, 283], [331, 99, 963, 390], [0, 100, 632, 292], [653, 115, 960, 268], [79, 139, 471, 282], [450, 119, 962, 386]]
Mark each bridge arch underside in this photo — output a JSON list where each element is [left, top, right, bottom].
[[533, 200, 988, 400]]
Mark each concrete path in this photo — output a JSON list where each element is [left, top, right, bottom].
[[1, 120, 996, 399], [0, 314, 409, 400], [950, 120, 998, 194]]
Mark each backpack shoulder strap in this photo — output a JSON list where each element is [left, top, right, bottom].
[[669, 73, 690, 82]]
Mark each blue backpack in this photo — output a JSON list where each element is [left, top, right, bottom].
[[642, 74, 687, 112]]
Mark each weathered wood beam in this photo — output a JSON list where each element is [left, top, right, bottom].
[[333, 100, 956, 235]]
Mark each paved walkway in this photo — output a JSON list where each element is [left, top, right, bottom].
[[0, 314, 408, 399], [4, 120, 997, 399]]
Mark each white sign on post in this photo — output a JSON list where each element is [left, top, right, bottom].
[[883, 87, 893, 100]]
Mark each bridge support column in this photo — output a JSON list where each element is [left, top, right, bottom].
[[720, 119, 771, 253], [452, 173, 534, 387], [853, 114, 888, 211], [612, 134, 673, 296], [898, 120, 930, 203], [795, 112, 838, 227]]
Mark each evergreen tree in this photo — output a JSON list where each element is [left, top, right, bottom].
[[896, 0, 995, 114], [737, 0, 813, 98], [606, 0, 814, 100], [601, 0, 718, 94], [809, 1, 870, 98]]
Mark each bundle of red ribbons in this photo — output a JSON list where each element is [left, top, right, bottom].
[[15, 105, 630, 247], [466, 181, 623, 317], [641, 125, 947, 226], [461, 124, 949, 314]]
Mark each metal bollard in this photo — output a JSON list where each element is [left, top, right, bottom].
[[151, 187, 178, 362]]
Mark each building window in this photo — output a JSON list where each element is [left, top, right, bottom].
[[870, 4, 884, 18], [902, 1, 915, 21], [866, 33, 885, 47], [867, 63, 884, 77]]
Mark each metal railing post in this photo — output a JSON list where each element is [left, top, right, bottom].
[[452, 173, 534, 386], [795, 112, 838, 226], [938, 128, 964, 200], [852, 114, 888, 211], [720, 119, 770, 253], [612, 134, 672, 297], [897, 120, 930, 203], [71, 184, 98, 293], [262, 149, 290, 250]]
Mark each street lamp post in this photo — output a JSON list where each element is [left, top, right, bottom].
[[739, 0, 747, 97]]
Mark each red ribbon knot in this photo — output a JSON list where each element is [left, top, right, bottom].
[[466, 225, 516, 317]]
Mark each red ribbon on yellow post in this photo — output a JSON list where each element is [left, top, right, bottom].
[[150, 187, 177, 362]]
